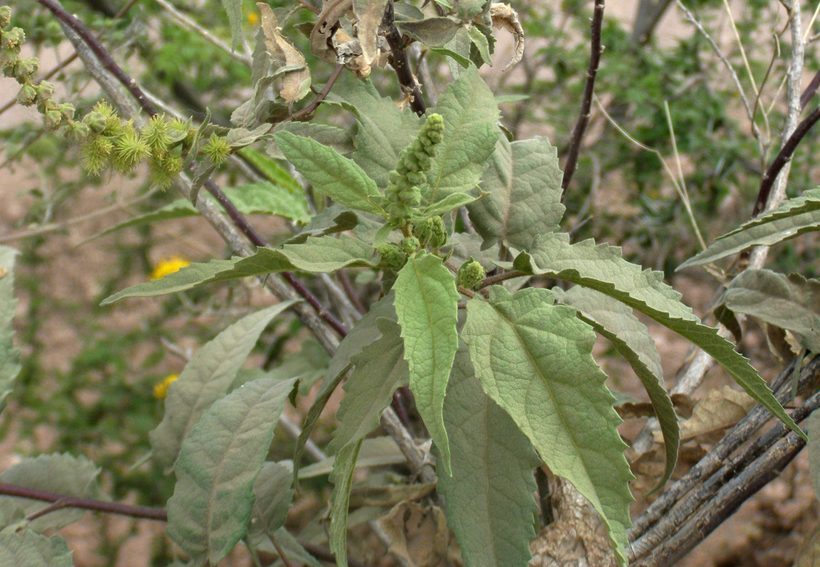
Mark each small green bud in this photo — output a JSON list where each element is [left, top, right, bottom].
[[65, 120, 90, 141], [202, 133, 231, 166], [400, 236, 420, 254], [0, 6, 12, 28], [83, 110, 107, 133], [377, 243, 407, 271], [44, 109, 62, 129], [13, 56, 37, 79], [456, 259, 485, 290], [397, 185, 422, 206], [58, 102, 75, 121], [35, 81, 54, 104], [1, 27, 24, 50], [150, 154, 183, 188], [16, 83, 36, 106], [412, 216, 447, 248], [143, 115, 172, 154]]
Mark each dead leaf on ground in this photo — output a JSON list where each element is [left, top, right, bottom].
[[379, 500, 460, 567]]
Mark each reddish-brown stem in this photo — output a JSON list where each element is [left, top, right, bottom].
[[291, 63, 345, 122], [751, 106, 819, 217], [477, 270, 527, 289], [383, 1, 426, 116], [561, 0, 606, 196], [0, 483, 167, 521]]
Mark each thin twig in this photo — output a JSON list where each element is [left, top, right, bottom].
[[0, 483, 167, 521], [154, 0, 251, 66], [477, 270, 526, 289], [382, 1, 426, 116], [561, 0, 605, 195], [270, 534, 295, 567], [290, 63, 345, 121], [751, 106, 819, 217], [801, 69, 820, 109]]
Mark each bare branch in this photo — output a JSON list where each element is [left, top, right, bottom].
[[383, 1, 426, 116]]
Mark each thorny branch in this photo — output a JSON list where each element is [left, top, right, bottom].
[[561, 0, 605, 195]]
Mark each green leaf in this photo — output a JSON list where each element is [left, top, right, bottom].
[[149, 302, 297, 470], [167, 378, 296, 565], [467, 25, 491, 65], [432, 27, 472, 68], [102, 236, 375, 304], [0, 454, 101, 532], [275, 131, 385, 215], [0, 530, 73, 567], [809, 409, 820, 499], [515, 233, 806, 441], [237, 147, 303, 193], [328, 318, 409, 453], [393, 253, 460, 473], [0, 246, 20, 411], [420, 191, 479, 218], [272, 122, 354, 157], [439, 347, 539, 567], [248, 461, 293, 541], [468, 135, 564, 249], [396, 17, 462, 46], [329, 440, 362, 567], [427, 63, 499, 199], [329, 74, 420, 188], [463, 286, 633, 565], [293, 295, 396, 479], [679, 187, 820, 269], [299, 437, 405, 479], [554, 286, 679, 490], [723, 270, 820, 352], [221, 0, 243, 50]]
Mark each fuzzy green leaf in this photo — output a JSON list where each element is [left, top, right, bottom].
[[0, 246, 20, 411], [439, 347, 539, 567], [723, 269, 820, 352], [463, 286, 633, 565], [468, 135, 564, 249], [294, 295, 396, 479], [420, 191, 480, 218], [237, 147, 303, 193], [679, 187, 820, 269], [515, 233, 805, 440], [428, 67, 499, 199], [328, 318, 409, 453], [102, 236, 375, 304], [167, 378, 296, 565], [329, 440, 362, 567], [555, 286, 679, 490], [0, 530, 73, 567], [150, 302, 297, 470], [0, 454, 101, 532], [329, 74, 420, 188], [248, 461, 293, 542], [394, 253, 460, 473], [275, 131, 384, 215]]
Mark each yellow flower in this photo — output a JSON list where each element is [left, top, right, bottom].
[[150, 256, 190, 280], [247, 12, 259, 26], [153, 374, 179, 400]]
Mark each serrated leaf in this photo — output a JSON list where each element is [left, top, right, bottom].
[[439, 347, 539, 567], [723, 270, 820, 352], [396, 17, 462, 46], [554, 286, 679, 490], [329, 74, 421, 188], [294, 295, 396, 479], [275, 131, 385, 215], [0, 246, 20, 411], [514, 232, 805, 441], [328, 319, 408, 453], [463, 286, 633, 565], [248, 461, 293, 541], [679, 187, 820, 269], [238, 147, 302, 193], [428, 67, 499, 199], [0, 530, 73, 567], [272, 122, 354, 157], [468, 135, 564, 249], [102, 236, 375, 304], [167, 378, 296, 565], [394, 253, 459, 474], [329, 440, 362, 567], [0, 454, 101, 532], [809, 409, 820, 499], [149, 302, 296, 470]]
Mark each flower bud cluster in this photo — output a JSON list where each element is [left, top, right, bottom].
[[456, 258, 485, 290], [384, 113, 444, 222], [1, 7, 75, 132], [412, 215, 447, 249]]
